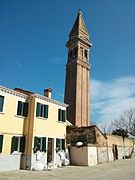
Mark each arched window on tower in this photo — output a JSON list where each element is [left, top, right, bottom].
[[85, 50, 88, 59], [80, 47, 83, 57], [68, 50, 73, 59], [74, 47, 78, 56]]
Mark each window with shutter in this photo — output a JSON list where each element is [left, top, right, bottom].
[[36, 102, 48, 119], [11, 136, 25, 153], [17, 101, 28, 117], [0, 135, 4, 153], [11, 136, 18, 153], [33, 137, 46, 153], [58, 109, 66, 122], [56, 139, 65, 151], [0, 96, 4, 112]]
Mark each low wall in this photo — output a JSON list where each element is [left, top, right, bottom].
[[70, 144, 134, 167], [107, 147, 114, 161], [97, 147, 108, 164], [70, 146, 88, 166], [88, 147, 97, 166], [0, 154, 21, 171]]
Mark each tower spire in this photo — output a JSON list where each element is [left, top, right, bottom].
[[69, 10, 90, 44]]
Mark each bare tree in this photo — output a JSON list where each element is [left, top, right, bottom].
[[110, 108, 135, 136], [100, 124, 108, 134]]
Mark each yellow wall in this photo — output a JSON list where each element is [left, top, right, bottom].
[[0, 91, 27, 134], [33, 98, 66, 137], [0, 89, 28, 155], [2, 134, 12, 155]]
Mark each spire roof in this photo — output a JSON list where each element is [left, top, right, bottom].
[[69, 10, 89, 40]]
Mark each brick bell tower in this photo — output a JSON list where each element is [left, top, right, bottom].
[[64, 10, 92, 127]]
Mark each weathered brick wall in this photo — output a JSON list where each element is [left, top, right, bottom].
[[66, 126, 96, 146], [66, 125, 107, 147], [95, 127, 107, 147], [107, 135, 134, 147]]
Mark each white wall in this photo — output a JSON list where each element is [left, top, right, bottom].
[[0, 154, 21, 171], [97, 147, 108, 164], [88, 147, 97, 166]]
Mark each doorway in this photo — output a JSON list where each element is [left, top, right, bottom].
[[112, 144, 118, 160], [47, 138, 53, 162]]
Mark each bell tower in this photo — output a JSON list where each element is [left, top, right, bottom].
[[64, 10, 92, 127]]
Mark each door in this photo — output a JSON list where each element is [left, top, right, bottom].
[[112, 144, 118, 160], [47, 138, 53, 162]]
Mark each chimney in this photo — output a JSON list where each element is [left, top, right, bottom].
[[44, 88, 53, 98]]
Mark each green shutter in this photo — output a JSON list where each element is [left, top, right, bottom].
[[62, 110, 66, 122], [20, 136, 25, 153], [44, 105, 48, 118], [23, 102, 28, 117], [11, 136, 18, 153], [58, 109, 62, 121], [17, 101, 22, 115], [0, 135, 4, 153], [58, 109, 60, 121], [43, 105, 46, 118], [36, 103, 40, 117], [62, 139, 65, 150], [0, 96, 4, 112], [34, 136, 38, 152], [56, 138, 60, 149], [42, 137, 46, 152]]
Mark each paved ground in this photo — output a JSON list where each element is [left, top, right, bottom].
[[0, 158, 135, 180]]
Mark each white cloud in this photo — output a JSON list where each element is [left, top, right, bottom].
[[9, 58, 24, 71], [16, 62, 24, 70], [90, 76, 135, 127]]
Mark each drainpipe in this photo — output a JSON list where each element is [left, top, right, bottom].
[[25, 95, 35, 169]]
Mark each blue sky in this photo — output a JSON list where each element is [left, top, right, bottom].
[[0, 0, 135, 126]]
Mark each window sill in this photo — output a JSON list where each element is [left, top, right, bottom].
[[57, 121, 66, 124], [11, 151, 23, 155], [0, 112, 5, 115], [36, 116, 48, 120], [15, 115, 26, 119]]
